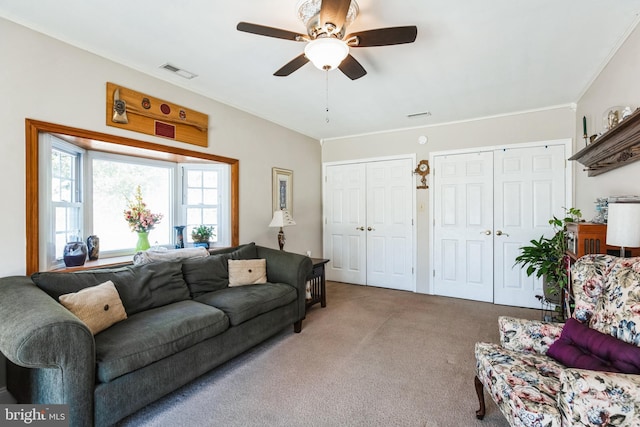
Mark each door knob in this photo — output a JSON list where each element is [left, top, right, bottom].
[[356, 226, 365, 231], [367, 227, 375, 231], [480, 230, 491, 235], [495, 230, 510, 237]]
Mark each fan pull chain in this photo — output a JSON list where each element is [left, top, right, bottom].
[[325, 69, 330, 123]]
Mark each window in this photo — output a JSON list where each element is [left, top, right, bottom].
[[47, 141, 83, 259], [31, 124, 238, 273], [89, 152, 175, 255], [181, 164, 230, 245]]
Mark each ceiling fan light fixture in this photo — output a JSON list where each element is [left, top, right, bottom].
[[296, 0, 359, 35], [304, 37, 349, 70]]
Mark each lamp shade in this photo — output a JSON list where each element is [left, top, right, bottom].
[[269, 209, 296, 228], [304, 38, 349, 70], [606, 202, 640, 249]]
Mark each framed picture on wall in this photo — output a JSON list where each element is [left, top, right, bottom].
[[272, 167, 293, 215]]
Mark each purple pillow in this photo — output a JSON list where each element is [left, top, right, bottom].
[[547, 318, 640, 374]]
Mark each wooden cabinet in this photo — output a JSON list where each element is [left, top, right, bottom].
[[566, 222, 640, 261]]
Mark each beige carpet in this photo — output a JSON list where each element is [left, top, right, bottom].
[[118, 282, 540, 427]]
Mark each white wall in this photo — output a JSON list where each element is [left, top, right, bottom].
[[574, 24, 640, 211], [3, 13, 640, 400], [0, 18, 323, 394], [322, 107, 575, 293], [321, 23, 640, 296], [0, 17, 323, 279]]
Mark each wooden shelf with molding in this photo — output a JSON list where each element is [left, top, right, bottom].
[[569, 108, 640, 176]]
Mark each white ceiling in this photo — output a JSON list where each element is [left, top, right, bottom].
[[1, 1, 639, 140]]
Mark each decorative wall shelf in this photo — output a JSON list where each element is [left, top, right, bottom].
[[569, 108, 640, 176]]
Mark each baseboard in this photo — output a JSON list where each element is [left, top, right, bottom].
[[0, 387, 16, 403]]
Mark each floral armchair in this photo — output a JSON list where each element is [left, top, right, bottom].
[[474, 255, 640, 426]]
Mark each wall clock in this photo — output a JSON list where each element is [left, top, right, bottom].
[[414, 160, 430, 189]]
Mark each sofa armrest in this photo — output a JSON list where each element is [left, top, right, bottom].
[[558, 369, 640, 426], [256, 246, 313, 321], [0, 276, 95, 427], [498, 316, 564, 354]]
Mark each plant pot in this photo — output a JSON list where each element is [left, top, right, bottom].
[[543, 277, 562, 306]]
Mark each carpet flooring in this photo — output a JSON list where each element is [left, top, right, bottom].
[[118, 281, 540, 427]]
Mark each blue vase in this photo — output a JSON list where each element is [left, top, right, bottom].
[[174, 226, 185, 249]]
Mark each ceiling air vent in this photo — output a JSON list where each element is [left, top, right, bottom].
[[407, 111, 432, 119], [160, 63, 197, 80]]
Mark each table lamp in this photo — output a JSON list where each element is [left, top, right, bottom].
[[269, 209, 296, 250], [606, 202, 640, 256]]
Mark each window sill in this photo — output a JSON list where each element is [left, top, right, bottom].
[[50, 255, 133, 272], [48, 246, 230, 273]]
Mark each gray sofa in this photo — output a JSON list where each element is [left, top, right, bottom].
[[0, 243, 312, 427]]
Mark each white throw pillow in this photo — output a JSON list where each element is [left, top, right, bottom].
[[228, 259, 267, 286], [59, 280, 127, 335]]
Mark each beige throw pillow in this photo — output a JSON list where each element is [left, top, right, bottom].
[[228, 259, 267, 286], [59, 280, 127, 335]]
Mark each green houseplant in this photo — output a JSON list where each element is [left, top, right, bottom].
[[191, 225, 215, 249], [514, 207, 582, 305]]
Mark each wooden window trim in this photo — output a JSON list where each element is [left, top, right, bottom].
[[25, 119, 239, 275]]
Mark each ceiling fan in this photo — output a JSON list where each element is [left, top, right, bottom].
[[237, 0, 417, 80]]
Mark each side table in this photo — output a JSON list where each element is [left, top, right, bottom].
[[306, 258, 329, 310]]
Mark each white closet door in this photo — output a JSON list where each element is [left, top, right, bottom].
[[324, 163, 367, 285], [493, 145, 566, 308], [432, 143, 568, 308], [324, 159, 415, 291], [366, 159, 414, 291], [432, 152, 495, 302]]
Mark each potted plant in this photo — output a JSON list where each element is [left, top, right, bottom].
[[514, 207, 582, 306], [191, 225, 214, 249]]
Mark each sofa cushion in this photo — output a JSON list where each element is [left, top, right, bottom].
[[59, 280, 128, 335], [228, 259, 267, 286], [94, 300, 229, 383], [475, 341, 563, 427], [182, 254, 229, 297], [181, 243, 261, 298], [195, 282, 296, 326], [210, 242, 258, 260], [32, 261, 190, 315], [547, 318, 640, 374]]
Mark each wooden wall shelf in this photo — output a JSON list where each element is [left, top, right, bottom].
[[569, 108, 640, 176]]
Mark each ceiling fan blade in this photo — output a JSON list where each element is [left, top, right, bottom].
[[347, 26, 418, 47], [319, 0, 351, 31], [338, 54, 367, 80], [274, 54, 310, 76], [237, 22, 306, 42]]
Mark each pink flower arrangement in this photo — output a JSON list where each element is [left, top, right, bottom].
[[123, 186, 163, 233]]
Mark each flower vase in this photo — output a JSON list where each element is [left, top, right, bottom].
[[136, 232, 151, 252]]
